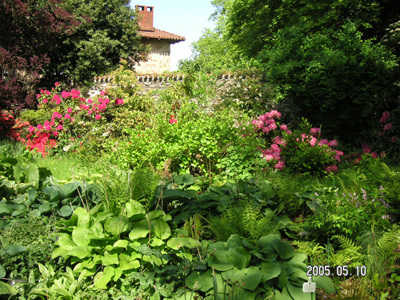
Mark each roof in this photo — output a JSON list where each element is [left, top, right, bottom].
[[138, 28, 185, 44]]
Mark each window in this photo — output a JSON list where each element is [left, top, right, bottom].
[[147, 7, 153, 12]]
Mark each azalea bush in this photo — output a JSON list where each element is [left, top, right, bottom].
[[15, 83, 125, 157], [253, 110, 344, 176]]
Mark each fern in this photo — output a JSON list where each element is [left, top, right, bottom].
[[209, 200, 284, 242], [331, 235, 364, 268]]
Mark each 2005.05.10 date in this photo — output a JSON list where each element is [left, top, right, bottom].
[[306, 265, 367, 277]]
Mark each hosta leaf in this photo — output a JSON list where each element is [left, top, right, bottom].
[[152, 219, 171, 240], [314, 276, 335, 294], [125, 201, 146, 218], [129, 220, 150, 240], [5, 245, 26, 255], [59, 205, 73, 217], [105, 216, 129, 236], [113, 240, 129, 248], [261, 262, 281, 282], [271, 239, 294, 260], [94, 266, 114, 289], [167, 237, 201, 250]]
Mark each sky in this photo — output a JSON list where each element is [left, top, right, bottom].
[[129, 1, 217, 71]]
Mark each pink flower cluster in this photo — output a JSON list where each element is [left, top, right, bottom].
[[169, 115, 177, 124], [362, 143, 378, 158], [253, 111, 344, 172]]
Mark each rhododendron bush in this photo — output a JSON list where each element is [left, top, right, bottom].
[[253, 110, 345, 176], [7, 83, 124, 157]]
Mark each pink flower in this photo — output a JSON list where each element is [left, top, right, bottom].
[[274, 161, 285, 170], [56, 124, 63, 130], [318, 139, 329, 146], [383, 123, 392, 131], [87, 99, 93, 104], [268, 123, 277, 131], [44, 120, 50, 126], [280, 124, 288, 131], [71, 89, 80, 98], [64, 113, 71, 119], [264, 154, 274, 161], [55, 82, 60, 86], [53, 131, 58, 136], [115, 98, 124, 105], [363, 146, 371, 154], [44, 125, 51, 131], [269, 110, 282, 118], [309, 137, 318, 146], [95, 114, 101, 120], [382, 111, 390, 119], [100, 90, 107, 96], [67, 107, 73, 113], [334, 150, 344, 162], [169, 115, 177, 124], [252, 119, 263, 129], [42, 99, 48, 104], [53, 95, 61, 105], [61, 91, 71, 98], [371, 152, 378, 158], [328, 140, 338, 147], [310, 128, 320, 136], [37, 124, 43, 130], [88, 110, 92, 115], [325, 165, 338, 173], [271, 144, 281, 153], [273, 136, 285, 145], [29, 125, 35, 133]]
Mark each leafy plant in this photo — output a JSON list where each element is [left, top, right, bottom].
[[185, 234, 335, 299]]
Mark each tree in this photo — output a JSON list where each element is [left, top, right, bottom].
[[42, 0, 146, 86], [0, 0, 80, 111]]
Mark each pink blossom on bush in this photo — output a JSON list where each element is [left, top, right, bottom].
[[53, 131, 58, 136], [264, 154, 274, 161], [310, 128, 320, 136], [269, 110, 282, 118], [274, 161, 285, 170], [115, 98, 124, 105], [383, 111, 390, 119], [29, 125, 35, 133], [87, 99, 93, 104], [61, 91, 71, 98], [269, 123, 277, 131], [262, 126, 271, 133], [371, 152, 378, 158], [271, 144, 281, 153], [169, 115, 177, 124], [37, 124, 43, 130], [273, 136, 285, 145], [44, 125, 51, 131], [44, 120, 50, 126], [55, 82, 60, 86], [328, 140, 338, 147], [309, 137, 318, 146], [325, 165, 338, 173], [318, 139, 329, 145], [42, 99, 48, 104], [71, 89, 80, 98], [280, 124, 288, 131], [56, 124, 63, 131], [334, 150, 344, 162], [95, 114, 101, 120], [64, 113, 71, 119], [383, 123, 392, 131], [67, 107, 73, 113], [252, 119, 263, 129]]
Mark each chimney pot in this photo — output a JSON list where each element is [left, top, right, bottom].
[[135, 5, 154, 31]]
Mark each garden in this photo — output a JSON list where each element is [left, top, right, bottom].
[[1, 0, 400, 299]]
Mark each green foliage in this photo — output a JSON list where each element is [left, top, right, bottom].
[[0, 215, 59, 283], [110, 105, 261, 178], [185, 234, 335, 299], [19, 109, 52, 128], [261, 23, 399, 145], [209, 201, 292, 242], [42, 0, 145, 86]]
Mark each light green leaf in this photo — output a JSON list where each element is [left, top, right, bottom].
[[94, 266, 114, 289], [152, 219, 171, 240], [105, 216, 130, 236], [129, 219, 150, 240]]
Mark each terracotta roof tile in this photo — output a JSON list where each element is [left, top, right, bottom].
[[138, 28, 185, 43]]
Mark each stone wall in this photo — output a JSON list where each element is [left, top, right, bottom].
[[135, 40, 171, 74]]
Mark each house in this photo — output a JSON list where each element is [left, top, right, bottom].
[[135, 5, 185, 74]]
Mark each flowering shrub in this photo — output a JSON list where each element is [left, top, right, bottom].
[[0, 110, 17, 138], [12, 83, 125, 157], [253, 111, 344, 176]]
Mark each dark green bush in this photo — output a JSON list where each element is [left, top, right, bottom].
[[262, 22, 399, 146]]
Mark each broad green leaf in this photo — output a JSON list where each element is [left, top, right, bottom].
[[101, 252, 119, 266], [261, 262, 282, 282], [38, 263, 50, 280], [186, 270, 213, 293], [105, 216, 129, 236], [272, 290, 292, 300], [129, 220, 150, 240], [59, 205, 73, 217], [259, 234, 281, 254], [0, 265, 5, 279], [5, 245, 26, 255], [152, 219, 171, 240], [43, 186, 61, 202], [271, 239, 294, 260], [69, 246, 90, 259], [39, 203, 51, 213], [27, 188, 37, 205], [29, 209, 41, 217], [314, 276, 335, 294], [73, 207, 90, 228], [94, 266, 114, 289], [289, 252, 307, 264], [120, 260, 140, 271], [125, 201, 146, 218], [287, 282, 310, 300], [72, 227, 92, 246], [167, 237, 201, 250], [0, 204, 12, 215], [0, 281, 17, 296], [113, 240, 129, 248], [61, 182, 79, 198]]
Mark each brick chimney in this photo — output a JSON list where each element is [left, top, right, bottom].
[[135, 5, 154, 31]]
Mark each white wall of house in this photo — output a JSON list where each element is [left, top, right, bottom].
[[135, 40, 171, 74]]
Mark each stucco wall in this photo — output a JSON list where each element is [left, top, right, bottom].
[[135, 40, 171, 74]]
